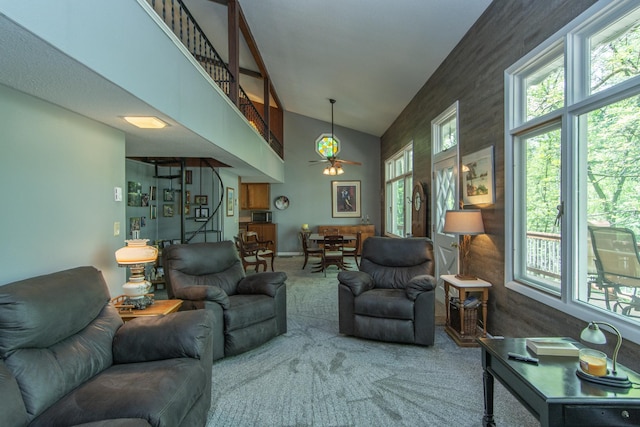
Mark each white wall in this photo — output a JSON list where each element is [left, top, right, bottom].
[[0, 84, 126, 295]]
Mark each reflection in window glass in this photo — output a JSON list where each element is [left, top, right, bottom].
[[525, 54, 564, 121], [440, 117, 457, 151], [580, 94, 640, 312], [590, 15, 640, 94], [518, 126, 562, 292]]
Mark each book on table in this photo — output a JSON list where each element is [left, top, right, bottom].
[[526, 337, 580, 356]]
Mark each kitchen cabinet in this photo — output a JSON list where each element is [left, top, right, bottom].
[[240, 183, 270, 210], [247, 222, 277, 252]]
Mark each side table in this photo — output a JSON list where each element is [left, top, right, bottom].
[[114, 298, 183, 322], [441, 274, 491, 347]]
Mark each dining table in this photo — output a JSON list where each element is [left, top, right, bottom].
[[308, 233, 356, 242], [307, 234, 357, 273]]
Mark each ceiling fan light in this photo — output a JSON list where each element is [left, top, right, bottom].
[[329, 166, 337, 175], [323, 166, 330, 175], [337, 165, 345, 175]]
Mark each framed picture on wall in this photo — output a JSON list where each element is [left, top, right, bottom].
[[195, 207, 209, 222], [194, 195, 208, 205], [163, 189, 174, 202], [163, 204, 174, 217], [226, 187, 235, 216], [150, 186, 157, 201], [185, 170, 192, 185], [462, 146, 495, 205], [331, 180, 361, 218], [150, 204, 157, 220]]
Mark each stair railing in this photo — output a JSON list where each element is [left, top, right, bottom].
[[147, 0, 283, 158]]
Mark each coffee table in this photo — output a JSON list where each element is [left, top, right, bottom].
[[478, 337, 640, 426]]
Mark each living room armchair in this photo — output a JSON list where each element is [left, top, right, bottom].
[[163, 241, 287, 360], [338, 237, 436, 346]]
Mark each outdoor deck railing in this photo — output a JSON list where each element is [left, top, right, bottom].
[[147, 0, 283, 158], [527, 231, 561, 279]]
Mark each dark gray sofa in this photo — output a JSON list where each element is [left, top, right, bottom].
[[0, 266, 214, 427], [163, 241, 287, 360], [338, 237, 436, 346]]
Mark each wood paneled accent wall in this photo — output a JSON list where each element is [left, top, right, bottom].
[[381, 0, 639, 367]]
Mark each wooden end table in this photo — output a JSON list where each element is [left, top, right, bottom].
[[113, 298, 182, 322], [441, 274, 491, 347]]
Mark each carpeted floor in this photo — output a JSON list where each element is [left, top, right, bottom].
[[205, 256, 539, 427]]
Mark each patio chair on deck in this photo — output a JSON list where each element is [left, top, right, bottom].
[[589, 226, 640, 317]]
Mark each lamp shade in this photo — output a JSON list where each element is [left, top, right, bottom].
[[115, 239, 158, 265], [580, 322, 608, 345], [442, 210, 485, 235]]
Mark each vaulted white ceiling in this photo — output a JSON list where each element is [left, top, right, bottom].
[[186, 0, 492, 136]]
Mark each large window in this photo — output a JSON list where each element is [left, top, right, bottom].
[[385, 143, 413, 237], [506, 1, 640, 342]]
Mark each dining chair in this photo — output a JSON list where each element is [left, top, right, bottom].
[[234, 236, 268, 272], [342, 231, 361, 268], [589, 226, 640, 317], [244, 231, 275, 271], [300, 231, 323, 269], [322, 234, 346, 276]]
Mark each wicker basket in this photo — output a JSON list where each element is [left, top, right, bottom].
[[450, 300, 479, 336]]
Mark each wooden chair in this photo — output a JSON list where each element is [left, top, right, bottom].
[[342, 231, 361, 268], [300, 231, 322, 269], [321, 234, 346, 276], [234, 236, 267, 272], [243, 231, 275, 271]]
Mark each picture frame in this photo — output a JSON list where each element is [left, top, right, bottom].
[[127, 181, 142, 207], [184, 204, 190, 216], [163, 189, 174, 202], [194, 195, 208, 205], [150, 204, 157, 220], [226, 187, 235, 216], [462, 146, 495, 205], [150, 186, 157, 201], [163, 204, 174, 217], [331, 180, 361, 218], [185, 170, 192, 185], [195, 207, 209, 222]]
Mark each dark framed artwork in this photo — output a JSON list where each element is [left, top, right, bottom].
[[185, 170, 192, 185], [163, 189, 174, 202], [163, 204, 174, 217], [331, 180, 361, 218], [127, 181, 142, 207], [194, 195, 208, 205]]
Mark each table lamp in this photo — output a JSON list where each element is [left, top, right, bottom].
[[442, 209, 485, 280], [577, 321, 631, 388], [115, 231, 158, 309]]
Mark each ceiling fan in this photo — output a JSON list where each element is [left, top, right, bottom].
[[309, 99, 361, 175]]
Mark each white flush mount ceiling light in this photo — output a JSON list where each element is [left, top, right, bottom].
[[123, 116, 168, 129]]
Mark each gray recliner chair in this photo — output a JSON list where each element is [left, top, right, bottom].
[[337, 237, 436, 346], [163, 241, 287, 360], [0, 266, 213, 427]]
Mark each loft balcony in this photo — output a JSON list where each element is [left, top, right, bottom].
[[0, 0, 284, 182]]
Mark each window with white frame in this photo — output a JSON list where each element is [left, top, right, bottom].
[[385, 143, 413, 237], [505, 0, 640, 342]]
